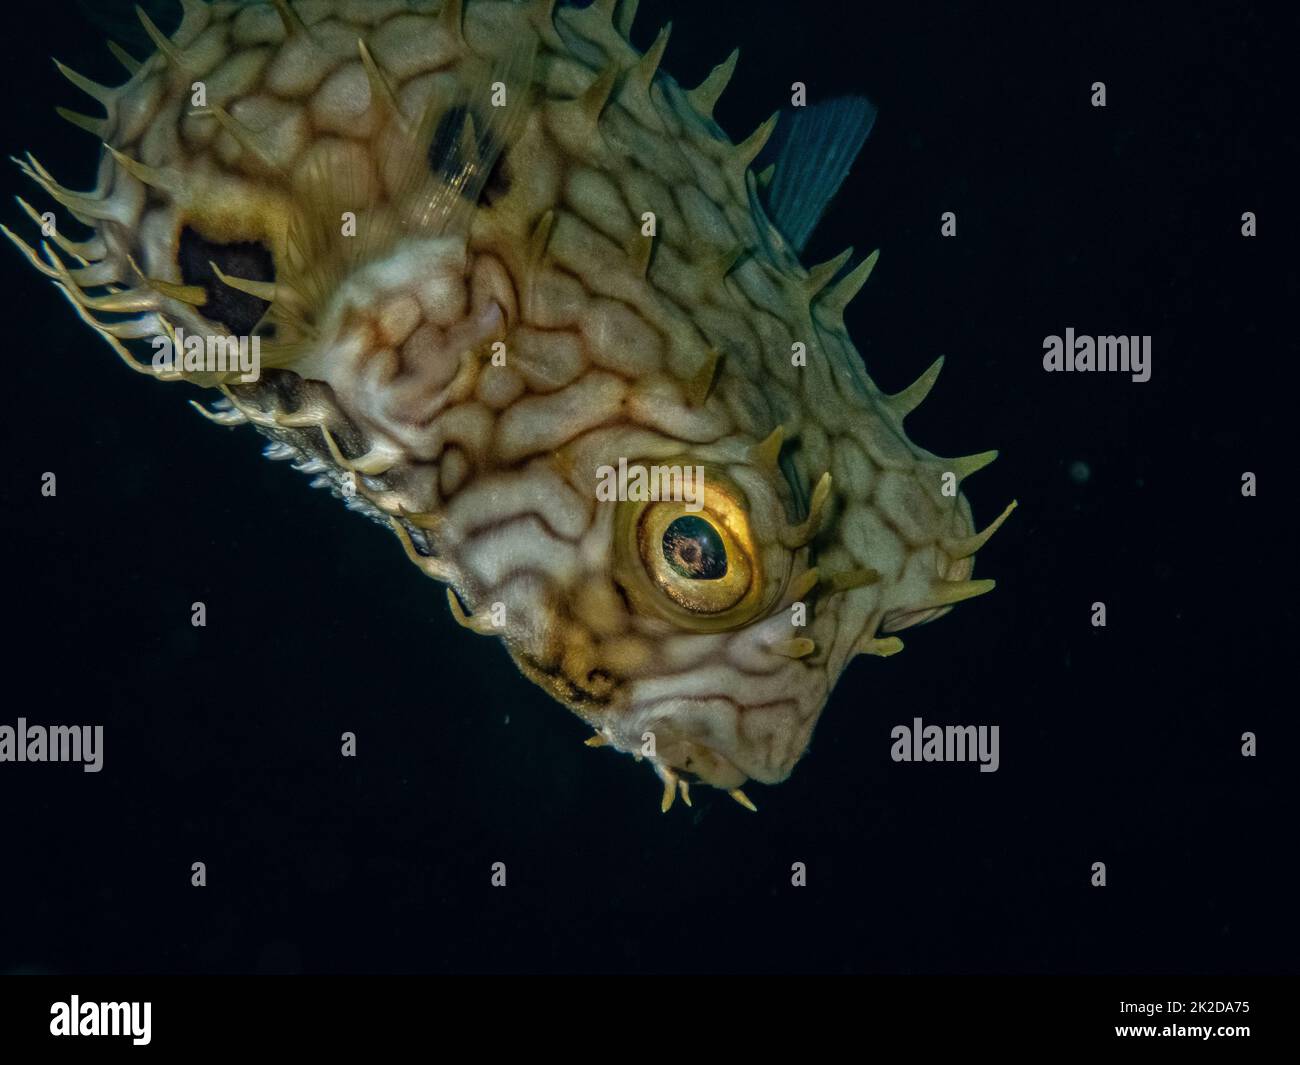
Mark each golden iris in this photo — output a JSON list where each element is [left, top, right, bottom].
[[613, 470, 766, 629]]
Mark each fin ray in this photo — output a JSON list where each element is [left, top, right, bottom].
[[760, 96, 876, 253]]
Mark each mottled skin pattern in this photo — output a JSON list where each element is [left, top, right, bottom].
[[10, 0, 1011, 808]]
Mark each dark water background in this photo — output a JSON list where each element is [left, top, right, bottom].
[[0, 0, 1293, 973]]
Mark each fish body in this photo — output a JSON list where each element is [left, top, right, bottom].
[[9, 0, 1012, 809]]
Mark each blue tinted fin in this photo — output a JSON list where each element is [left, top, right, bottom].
[[75, 0, 181, 51], [759, 96, 877, 254]]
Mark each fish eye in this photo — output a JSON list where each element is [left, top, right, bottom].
[[612, 468, 778, 630], [636, 499, 752, 615]]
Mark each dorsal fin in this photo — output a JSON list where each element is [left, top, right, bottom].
[[758, 96, 876, 254]]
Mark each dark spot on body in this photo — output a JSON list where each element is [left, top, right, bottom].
[[428, 104, 511, 206], [178, 226, 274, 336]]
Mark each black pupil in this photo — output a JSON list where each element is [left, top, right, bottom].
[[662, 516, 727, 580]]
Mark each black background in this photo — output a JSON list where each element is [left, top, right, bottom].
[[0, 0, 1294, 975]]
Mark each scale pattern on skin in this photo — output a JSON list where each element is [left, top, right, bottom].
[[8, 0, 1014, 811]]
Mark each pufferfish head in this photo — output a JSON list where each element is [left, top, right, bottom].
[[7, 0, 1013, 811], [533, 413, 1015, 808]]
